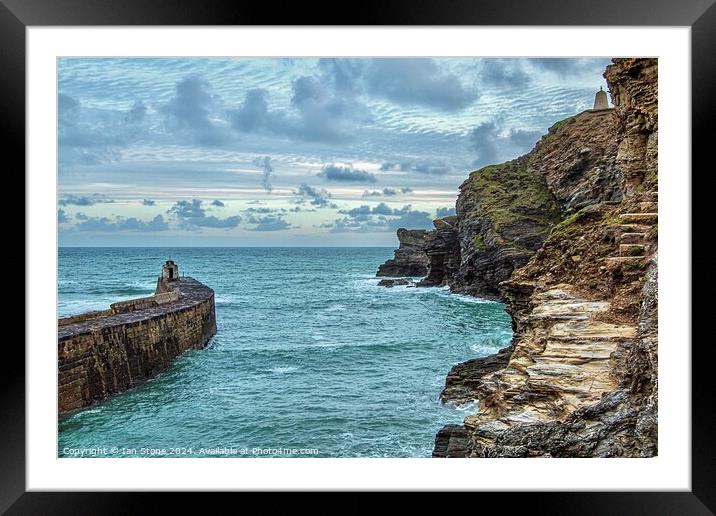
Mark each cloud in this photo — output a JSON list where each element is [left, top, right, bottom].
[[73, 214, 169, 232], [162, 76, 229, 146], [118, 215, 170, 231], [288, 76, 367, 144], [58, 209, 70, 223], [59, 194, 114, 206], [361, 187, 400, 198], [436, 206, 456, 218], [230, 77, 368, 145], [329, 203, 433, 232], [319, 164, 376, 183], [253, 156, 274, 192], [125, 100, 147, 124], [167, 199, 240, 229], [246, 214, 293, 231], [380, 160, 451, 175], [211, 199, 225, 207], [362, 190, 382, 198], [142, 198, 156, 206], [401, 187, 413, 194], [364, 59, 476, 111], [317, 58, 366, 94], [58, 93, 125, 166], [531, 58, 612, 78], [468, 122, 542, 169], [480, 59, 531, 89], [386, 209, 434, 230], [58, 93, 80, 123], [230, 89, 270, 132], [246, 207, 284, 214], [468, 122, 501, 167], [295, 183, 335, 208]]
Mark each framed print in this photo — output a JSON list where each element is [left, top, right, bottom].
[[6, 0, 712, 511]]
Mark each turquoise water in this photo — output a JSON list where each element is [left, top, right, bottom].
[[58, 247, 512, 458]]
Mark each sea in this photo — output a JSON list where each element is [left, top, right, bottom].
[[58, 247, 512, 458]]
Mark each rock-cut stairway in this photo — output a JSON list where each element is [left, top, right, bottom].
[[605, 190, 657, 273]]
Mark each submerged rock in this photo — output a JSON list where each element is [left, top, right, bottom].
[[377, 278, 414, 288]]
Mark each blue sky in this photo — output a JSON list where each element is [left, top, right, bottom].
[[58, 57, 611, 246]]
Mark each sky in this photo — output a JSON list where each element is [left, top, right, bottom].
[[57, 57, 611, 247]]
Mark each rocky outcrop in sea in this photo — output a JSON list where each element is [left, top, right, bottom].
[[379, 58, 659, 458], [376, 228, 430, 277], [417, 216, 460, 287]]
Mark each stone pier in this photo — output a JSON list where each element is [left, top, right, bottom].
[[58, 268, 217, 414]]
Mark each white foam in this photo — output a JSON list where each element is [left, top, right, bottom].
[[268, 366, 298, 374]]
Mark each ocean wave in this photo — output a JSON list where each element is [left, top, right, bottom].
[[366, 281, 501, 305], [268, 366, 298, 374], [452, 400, 479, 412], [469, 337, 512, 355]]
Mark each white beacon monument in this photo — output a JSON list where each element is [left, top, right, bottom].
[[593, 86, 609, 110]]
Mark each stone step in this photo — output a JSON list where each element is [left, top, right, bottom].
[[619, 243, 645, 256], [604, 256, 645, 271], [619, 232, 647, 244], [620, 213, 658, 225], [619, 224, 652, 234], [635, 201, 658, 213], [604, 256, 646, 275]]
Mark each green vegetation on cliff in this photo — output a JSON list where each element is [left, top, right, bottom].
[[465, 159, 562, 235], [472, 233, 486, 250], [550, 207, 590, 238]]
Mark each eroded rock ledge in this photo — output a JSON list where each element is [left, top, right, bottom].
[[376, 228, 430, 277]]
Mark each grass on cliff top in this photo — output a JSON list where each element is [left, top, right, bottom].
[[466, 160, 562, 234], [528, 114, 579, 162]]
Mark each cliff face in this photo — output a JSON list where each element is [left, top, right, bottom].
[[427, 58, 658, 457], [376, 228, 430, 277], [417, 217, 460, 287], [450, 158, 561, 300], [58, 277, 217, 413]]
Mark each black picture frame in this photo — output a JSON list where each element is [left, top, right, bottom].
[[6, 0, 711, 512]]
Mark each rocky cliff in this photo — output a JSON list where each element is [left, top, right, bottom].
[[417, 216, 461, 287], [376, 228, 430, 277], [398, 58, 658, 458]]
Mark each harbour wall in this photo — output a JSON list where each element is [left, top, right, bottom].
[[58, 277, 216, 414]]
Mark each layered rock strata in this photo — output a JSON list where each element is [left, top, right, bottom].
[[376, 228, 429, 277], [418, 217, 461, 287], [427, 58, 659, 457]]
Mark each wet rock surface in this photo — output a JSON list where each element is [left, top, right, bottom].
[[377, 278, 415, 288], [439, 345, 513, 406]]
